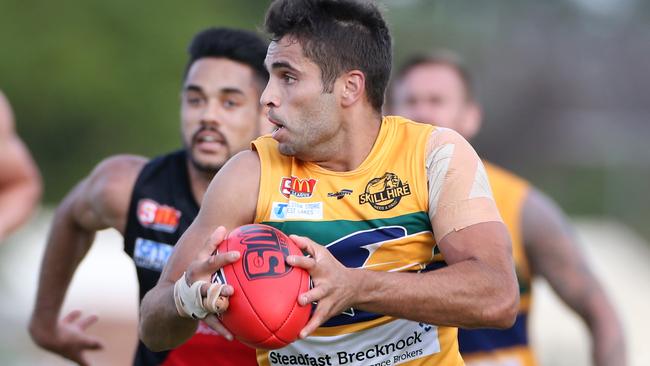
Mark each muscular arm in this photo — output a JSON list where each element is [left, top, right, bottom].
[[28, 155, 145, 362], [139, 150, 260, 351], [347, 221, 518, 328], [291, 128, 519, 336], [523, 188, 626, 366], [0, 92, 42, 240]]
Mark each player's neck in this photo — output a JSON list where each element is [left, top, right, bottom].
[[310, 107, 382, 172]]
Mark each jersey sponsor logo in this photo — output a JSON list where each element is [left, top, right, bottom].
[[358, 173, 411, 211], [271, 201, 323, 220], [327, 189, 353, 200], [134, 238, 173, 271], [280, 176, 318, 199], [268, 318, 440, 366], [238, 225, 292, 280], [137, 198, 181, 233]]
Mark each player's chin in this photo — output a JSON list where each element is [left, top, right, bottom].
[[190, 152, 227, 173], [277, 142, 298, 157]]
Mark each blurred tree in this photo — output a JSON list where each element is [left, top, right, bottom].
[[1, 0, 648, 239], [0, 0, 269, 201]]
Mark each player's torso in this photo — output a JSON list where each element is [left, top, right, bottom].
[[252, 117, 464, 366], [458, 162, 536, 366], [124, 150, 199, 301], [123, 150, 256, 366]]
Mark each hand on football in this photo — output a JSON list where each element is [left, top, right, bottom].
[[185, 226, 240, 340], [286, 234, 358, 339]]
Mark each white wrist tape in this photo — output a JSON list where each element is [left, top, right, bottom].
[[173, 272, 209, 319]]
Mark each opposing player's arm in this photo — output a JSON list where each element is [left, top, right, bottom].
[[28, 155, 145, 366], [0, 92, 42, 240], [139, 150, 260, 351], [289, 128, 518, 336], [523, 188, 626, 366]]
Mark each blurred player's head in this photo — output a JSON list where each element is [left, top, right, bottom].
[[390, 50, 482, 140], [261, 0, 392, 159], [181, 27, 269, 173]]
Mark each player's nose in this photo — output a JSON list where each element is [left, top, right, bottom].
[[201, 99, 222, 125], [260, 81, 279, 108]]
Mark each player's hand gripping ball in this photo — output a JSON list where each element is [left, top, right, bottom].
[[212, 224, 311, 349]]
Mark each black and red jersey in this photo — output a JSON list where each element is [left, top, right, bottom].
[[124, 150, 257, 366]]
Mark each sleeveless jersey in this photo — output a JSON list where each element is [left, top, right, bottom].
[[251, 116, 477, 366], [123, 149, 256, 366], [458, 162, 536, 366]]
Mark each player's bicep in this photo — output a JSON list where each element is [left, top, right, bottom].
[[523, 189, 594, 299], [437, 221, 512, 266], [70, 155, 145, 233], [160, 150, 261, 283], [426, 128, 502, 242]]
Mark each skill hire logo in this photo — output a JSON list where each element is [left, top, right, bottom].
[[359, 172, 411, 211]]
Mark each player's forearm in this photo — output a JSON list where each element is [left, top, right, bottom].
[[29, 204, 95, 339], [351, 259, 518, 328], [586, 293, 626, 366], [139, 281, 198, 351]]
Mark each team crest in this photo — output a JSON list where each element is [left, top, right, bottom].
[[137, 199, 181, 233], [239, 225, 292, 280], [358, 172, 411, 211], [280, 176, 317, 198]]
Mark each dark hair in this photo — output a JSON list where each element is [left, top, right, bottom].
[[394, 50, 476, 102], [265, 0, 392, 112], [184, 27, 269, 87]]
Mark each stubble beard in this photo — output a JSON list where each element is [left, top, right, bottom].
[[188, 153, 224, 174], [185, 142, 228, 175]]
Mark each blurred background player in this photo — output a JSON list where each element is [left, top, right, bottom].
[[389, 50, 626, 366], [28, 27, 267, 366], [0, 91, 42, 242]]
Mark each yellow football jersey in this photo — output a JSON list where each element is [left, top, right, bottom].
[[251, 116, 469, 366], [459, 162, 536, 366]]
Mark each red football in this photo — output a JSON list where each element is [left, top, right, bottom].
[[212, 224, 311, 349]]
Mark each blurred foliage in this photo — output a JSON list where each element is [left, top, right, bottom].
[[1, 0, 648, 240], [0, 0, 269, 201]]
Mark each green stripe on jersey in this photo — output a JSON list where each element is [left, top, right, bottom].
[[261, 211, 433, 246]]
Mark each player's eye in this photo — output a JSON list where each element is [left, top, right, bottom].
[[186, 95, 205, 107], [282, 74, 297, 85], [223, 99, 238, 108]]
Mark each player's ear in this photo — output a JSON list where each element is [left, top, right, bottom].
[[462, 102, 482, 140], [340, 70, 365, 108]]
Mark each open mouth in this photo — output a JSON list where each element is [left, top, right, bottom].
[[268, 114, 286, 138], [193, 128, 226, 151], [196, 134, 223, 143]]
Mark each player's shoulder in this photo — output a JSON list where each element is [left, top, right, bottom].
[[201, 149, 260, 218], [423, 126, 476, 160], [85, 154, 149, 199], [385, 115, 436, 132], [91, 154, 148, 177], [220, 149, 260, 176]]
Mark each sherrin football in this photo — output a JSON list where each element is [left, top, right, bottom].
[[212, 224, 311, 349]]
